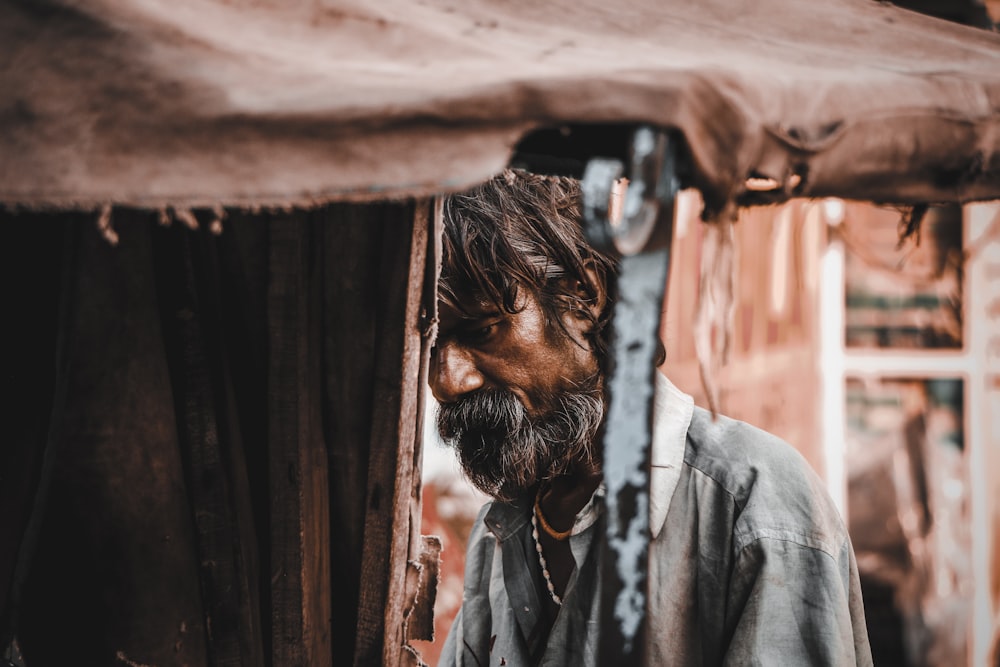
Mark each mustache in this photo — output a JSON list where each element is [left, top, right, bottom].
[[436, 382, 603, 502]]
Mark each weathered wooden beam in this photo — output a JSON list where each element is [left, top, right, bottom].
[[402, 198, 444, 665], [156, 221, 266, 667], [351, 199, 437, 667], [323, 205, 385, 661], [268, 215, 333, 666]]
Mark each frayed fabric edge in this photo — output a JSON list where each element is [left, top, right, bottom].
[[693, 217, 736, 419]]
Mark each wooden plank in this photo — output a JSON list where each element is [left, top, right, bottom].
[[352, 199, 435, 667], [154, 221, 265, 667], [268, 215, 332, 666], [402, 198, 444, 665], [322, 204, 384, 661]]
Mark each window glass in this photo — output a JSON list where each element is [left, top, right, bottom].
[[843, 205, 963, 349]]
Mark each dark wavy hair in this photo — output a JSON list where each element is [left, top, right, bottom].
[[439, 169, 618, 361]]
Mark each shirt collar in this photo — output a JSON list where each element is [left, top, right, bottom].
[[483, 494, 531, 540], [650, 371, 694, 539], [481, 484, 606, 541]]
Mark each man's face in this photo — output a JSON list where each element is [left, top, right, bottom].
[[429, 288, 604, 501]]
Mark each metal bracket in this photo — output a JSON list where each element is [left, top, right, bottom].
[[583, 126, 678, 664], [582, 126, 679, 255]]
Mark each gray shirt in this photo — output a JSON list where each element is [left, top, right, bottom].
[[440, 375, 873, 666]]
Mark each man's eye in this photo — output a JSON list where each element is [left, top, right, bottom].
[[463, 321, 499, 343]]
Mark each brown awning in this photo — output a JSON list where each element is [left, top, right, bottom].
[[2, 0, 999, 214]]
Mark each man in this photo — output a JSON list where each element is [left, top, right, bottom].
[[432, 169, 872, 666]]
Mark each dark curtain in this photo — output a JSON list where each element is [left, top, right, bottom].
[[0, 202, 424, 666]]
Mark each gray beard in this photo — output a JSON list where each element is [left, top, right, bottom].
[[436, 382, 604, 502]]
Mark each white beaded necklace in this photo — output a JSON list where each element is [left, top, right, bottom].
[[530, 510, 563, 606], [529, 483, 605, 608]]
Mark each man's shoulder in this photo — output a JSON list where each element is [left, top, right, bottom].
[[682, 406, 847, 554], [684, 406, 806, 476]]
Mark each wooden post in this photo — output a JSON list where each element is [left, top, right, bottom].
[[268, 200, 438, 667], [351, 199, 438, 667], [155, 220, 265, 667], [268, 215, 333, 666]]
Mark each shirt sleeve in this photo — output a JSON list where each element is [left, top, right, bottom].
[[722, 532, 874, 666]]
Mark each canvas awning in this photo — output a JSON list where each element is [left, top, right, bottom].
[[2, 0, 999, 216]]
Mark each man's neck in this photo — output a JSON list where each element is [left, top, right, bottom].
[[537, 465, 603, 533]]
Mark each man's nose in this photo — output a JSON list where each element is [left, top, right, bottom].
[[429, 342, 484, 404]]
